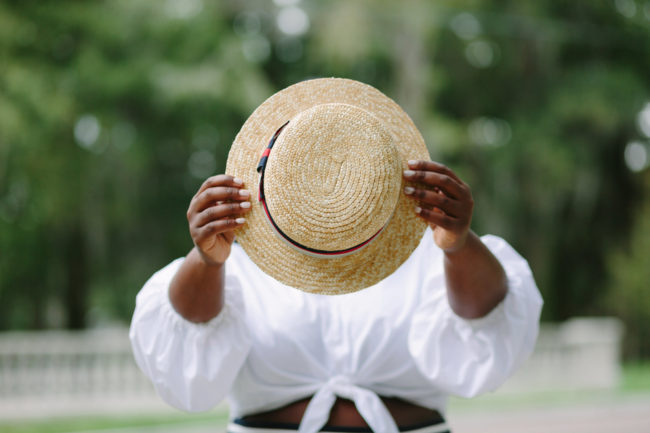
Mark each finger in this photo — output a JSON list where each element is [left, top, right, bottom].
[[193, 202, 251, 229], [407, 160, 463, 184], [403, 170, 465, 199], [189, 186, 251, 215], [197, 174, 244, 195], [190, 174, 246, 217], [404, 187, 463, 217], [414, 206, 459, 230], [192, 218, 247, 244]]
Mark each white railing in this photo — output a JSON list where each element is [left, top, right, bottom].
[[499, 317, 625, 393], [0, 326, 171, 419], [0, 318, 624, 419]]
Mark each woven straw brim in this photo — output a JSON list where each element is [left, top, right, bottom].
[[226, 78, 429, 295]]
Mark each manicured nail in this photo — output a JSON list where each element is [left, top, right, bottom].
[[414, 206, 422, 214], [404, 170, 415, 177], [233, 177, 243, 185], [404, 186, 415, 195], [240, 201, 251, 209], [408, 160, 418, 166], [235, 217, 246, 224], [239, 189, 250, 197]]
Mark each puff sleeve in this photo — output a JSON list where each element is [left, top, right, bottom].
[[408, 234, 543, 398], [129, 258, 251, 412]]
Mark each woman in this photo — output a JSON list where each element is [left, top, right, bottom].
[[130, 79, 542, 433]]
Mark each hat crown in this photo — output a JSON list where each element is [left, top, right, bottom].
[[264, 103, 402, 253]]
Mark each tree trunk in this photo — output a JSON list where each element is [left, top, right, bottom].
[[64, 224, 87, 329]]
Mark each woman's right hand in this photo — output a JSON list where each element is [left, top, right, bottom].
[[187, 174, 251, 266]]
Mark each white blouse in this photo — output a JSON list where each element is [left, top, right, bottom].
[[129, 229, 542, 433]]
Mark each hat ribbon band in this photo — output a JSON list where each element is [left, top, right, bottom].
[[256, 122, 385, 258], [256, 121, 289, 175]]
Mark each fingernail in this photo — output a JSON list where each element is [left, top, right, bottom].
[[404, 170, 415, 177], [404, 186, 415, 195], [414, 206, 422, 214], [233, 178, 243, 185], [239, 189, 250, 197], [235, 217, 246, 224], [240, 201, 251, 209], [408, 160, 418, 166]]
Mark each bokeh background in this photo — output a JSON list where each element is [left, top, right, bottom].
[[1, 0, 650, 432]]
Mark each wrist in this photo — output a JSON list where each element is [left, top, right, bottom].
[[193, 247, 227, 268], [441, 230, 470, 255], [442, 230, 474, 257]]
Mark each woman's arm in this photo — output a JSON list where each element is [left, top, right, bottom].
[[404, 161, 507, 319], [169, 175, 251, 323], [442, 231, 507, 318]]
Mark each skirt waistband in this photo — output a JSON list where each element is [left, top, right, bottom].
[[227, 418, 451, 433]]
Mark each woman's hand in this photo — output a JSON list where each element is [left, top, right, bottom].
[[187, 174, 251, 266], [403, 160, 474, 253], [404, 160, 506, 318]]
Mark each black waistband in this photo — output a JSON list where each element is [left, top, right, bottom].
[[231, 416, 448, 433]]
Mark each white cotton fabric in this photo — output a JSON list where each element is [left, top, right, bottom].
[[130, 229, 542, 433]]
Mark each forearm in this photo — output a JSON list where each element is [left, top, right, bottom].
[[169, 247, 225, 323], [444, 231, 508, 319]]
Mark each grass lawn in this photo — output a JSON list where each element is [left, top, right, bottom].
[[2, 362, 650, 433], [620, 361, 650, 392], [0, 412, 228, 433]]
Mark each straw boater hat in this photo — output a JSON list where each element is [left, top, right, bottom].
[[226, 78, 430, 295]]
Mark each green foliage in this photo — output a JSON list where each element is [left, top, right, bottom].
[[0, 411, 226, 433], [0, 0, 649, 359], [0, 1, 262, 328], [607, 183, 650, 358], [423, 1, 650, 323]]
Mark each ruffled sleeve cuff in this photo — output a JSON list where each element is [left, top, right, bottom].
[[408, 235, 543, 398], [129, 258, 251, 412]]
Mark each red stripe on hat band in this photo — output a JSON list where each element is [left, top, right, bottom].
[[257, 121, 385, 257]]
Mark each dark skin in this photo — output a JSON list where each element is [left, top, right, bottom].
[[403, 160, 508, 318], [168, 160, 508, 426], [169, 174, 250, 322]]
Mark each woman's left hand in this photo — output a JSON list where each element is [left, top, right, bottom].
[[403, 160, 474, 253]]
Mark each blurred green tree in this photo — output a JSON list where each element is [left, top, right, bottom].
[[0, 0, 271, 328], [0, 0, 649, 360], [425, 1, 650, 323]]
